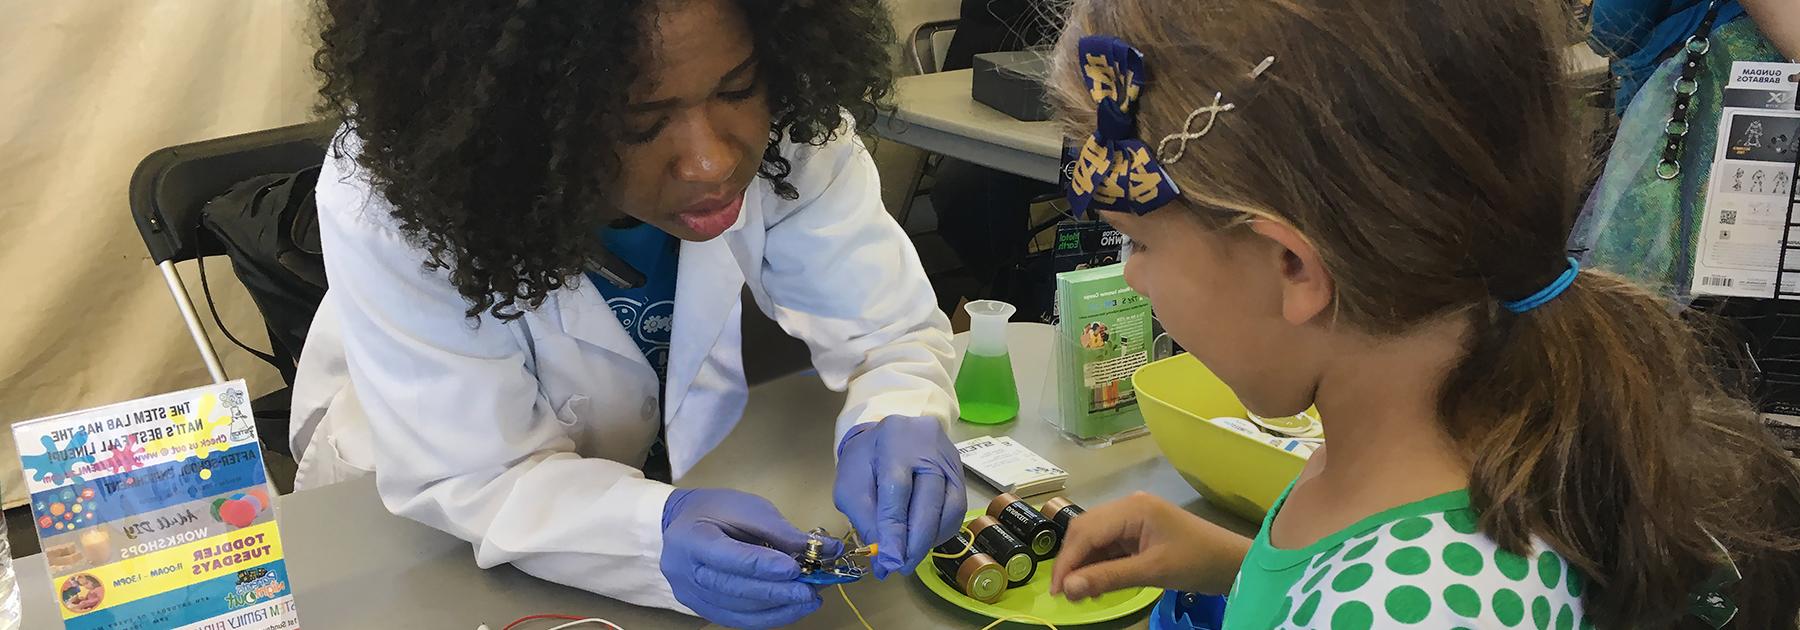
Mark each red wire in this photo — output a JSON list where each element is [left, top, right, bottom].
[[503, 614, 587, 630]]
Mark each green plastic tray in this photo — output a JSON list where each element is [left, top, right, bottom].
[[915, 509, 1160, 626]]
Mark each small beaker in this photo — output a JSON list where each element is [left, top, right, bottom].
[[955, 300, 1021, 424]]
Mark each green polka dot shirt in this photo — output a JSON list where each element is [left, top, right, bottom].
[[1222, 481, 1593, 630]]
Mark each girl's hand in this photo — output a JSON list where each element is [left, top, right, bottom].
[[1050, 492, 1252, 600]]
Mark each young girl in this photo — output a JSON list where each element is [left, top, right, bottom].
[[1044, 0, 1800, 628]]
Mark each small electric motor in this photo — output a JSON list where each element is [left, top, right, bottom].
[[795, 528, 877, 585]]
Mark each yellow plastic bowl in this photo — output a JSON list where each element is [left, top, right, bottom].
[[1133, 354, 1307, 522]]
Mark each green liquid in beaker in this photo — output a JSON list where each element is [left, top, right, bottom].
[[955, 352, 1020, 424]]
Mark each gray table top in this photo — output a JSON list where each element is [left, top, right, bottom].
[[882, 69, 1063, 159], [16, 324, 1251, 629], [875, 69, 1064, 184]]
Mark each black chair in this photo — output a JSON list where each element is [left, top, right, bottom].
[[129, 120, 809, 405], [128, 120, 338, 455]]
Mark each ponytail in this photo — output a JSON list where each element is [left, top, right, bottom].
[[1440, 271, 1800, 628]]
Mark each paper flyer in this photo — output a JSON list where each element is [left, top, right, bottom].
[[11, 380, 301, 630], [955, 435, 1068, 496], [1052, 265, 1151, 441], [1689, 62, 1800, 298], [1045, 221, 1125, 320]]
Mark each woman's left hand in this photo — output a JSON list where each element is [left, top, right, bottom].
[[833, 415, 967, 579]]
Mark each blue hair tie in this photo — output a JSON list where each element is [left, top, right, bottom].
[[1501, 257, 1580, 314]]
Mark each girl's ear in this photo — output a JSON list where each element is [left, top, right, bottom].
[[1247, 219, 1334, 326]]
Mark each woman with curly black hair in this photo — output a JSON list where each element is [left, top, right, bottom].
[[288, 0, 965, 625]]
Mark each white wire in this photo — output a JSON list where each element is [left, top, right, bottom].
[[543, 619, 625, 630]]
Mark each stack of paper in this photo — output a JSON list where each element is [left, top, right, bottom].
[[955, 435, 1068, 497]]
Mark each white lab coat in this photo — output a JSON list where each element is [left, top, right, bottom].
[[287, 123, 957, 612]]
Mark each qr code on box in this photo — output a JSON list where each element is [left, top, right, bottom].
[[1721, 209, 1738, 225]]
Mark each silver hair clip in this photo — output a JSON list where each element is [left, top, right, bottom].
[[1249, 55, 1276, 79], [1156, 93, 1234, 164], [1155, 56, 1276, 165]]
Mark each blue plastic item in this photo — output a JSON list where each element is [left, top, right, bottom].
[[1148, 590, 1227, 630], [795, 568, 865, 586]]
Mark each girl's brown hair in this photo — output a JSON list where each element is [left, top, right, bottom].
[[1050, 0, 1800, 626]]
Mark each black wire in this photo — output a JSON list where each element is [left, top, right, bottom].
[[196, 253, 281, 368]]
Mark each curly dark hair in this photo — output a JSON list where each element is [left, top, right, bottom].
[[313, 0, 895, 319]]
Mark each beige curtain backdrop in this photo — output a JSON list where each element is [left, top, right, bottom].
[[0, 0, 316, 507]]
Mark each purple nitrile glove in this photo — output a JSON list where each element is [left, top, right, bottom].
[[833, 415, 967, 579], [660, 488, 837, 629]]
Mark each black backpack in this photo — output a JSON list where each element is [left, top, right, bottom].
[[196, 166, 328, 392]]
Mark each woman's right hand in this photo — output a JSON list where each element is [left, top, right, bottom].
[[1050, 492, 1252, 600]]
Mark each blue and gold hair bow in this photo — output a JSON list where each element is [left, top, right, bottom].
[[1065, 36, 1182, 218]]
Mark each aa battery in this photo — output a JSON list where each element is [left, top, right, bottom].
[[930, 533, 1008, 603], [969, 515, 1035, 587], [1038, 496, 1086, 534], [987, 493, 1061, 559]]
